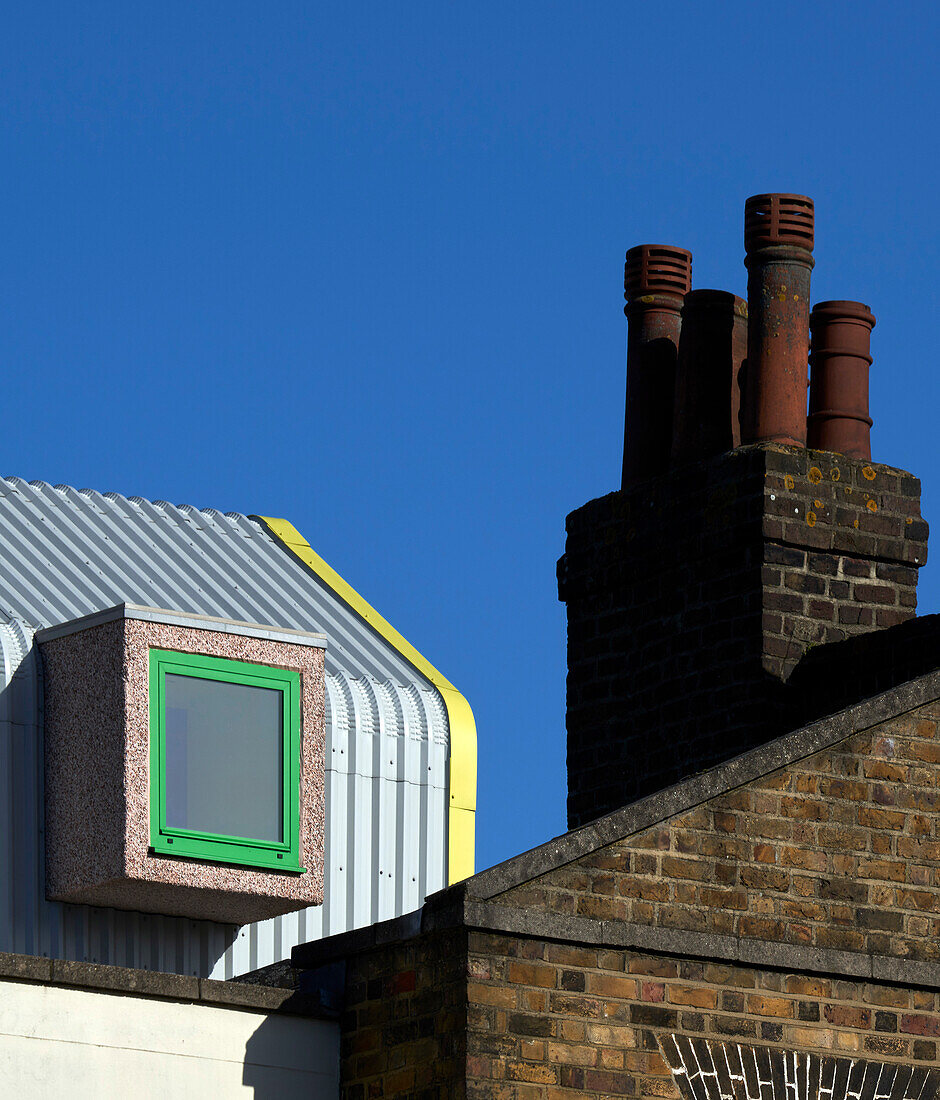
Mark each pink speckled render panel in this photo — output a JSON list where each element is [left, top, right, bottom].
[[43, 619, 127, 901], [42, 616, 325, 924]]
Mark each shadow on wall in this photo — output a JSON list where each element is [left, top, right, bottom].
[[241, 1009, 340, 1098], [242, 965, 344, 1098]]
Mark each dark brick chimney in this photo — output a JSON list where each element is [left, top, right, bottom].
[[560, 194, 929, 830]]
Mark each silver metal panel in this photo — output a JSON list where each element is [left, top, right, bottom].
[[0, 477, 451, 979], [286, 671, 448, 959], [0, 477, 422, 683], [35, 603, 328, 648]]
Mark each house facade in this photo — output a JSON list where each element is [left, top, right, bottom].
[[3, 189, 938, 1096]]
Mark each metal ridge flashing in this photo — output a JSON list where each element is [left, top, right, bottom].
[[35, 603, 328, 649], [254, 516, 477, 885]]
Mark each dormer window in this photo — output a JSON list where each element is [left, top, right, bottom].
[[149, 650, 303, 872], [40, 604, 325, 923]]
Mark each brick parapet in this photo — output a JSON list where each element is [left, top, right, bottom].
[[561, 444, 928, 828], [465, 933, 940, 1097], [503, 700, 940, 969]]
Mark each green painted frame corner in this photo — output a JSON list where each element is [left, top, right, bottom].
[[148, 648, 304, 873]]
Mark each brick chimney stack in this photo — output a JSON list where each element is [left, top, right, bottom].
[[560, 193, 929, 830]]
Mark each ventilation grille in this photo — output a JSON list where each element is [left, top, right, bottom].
[[624, 244, 692, 301], [744, 193, 814, 251]]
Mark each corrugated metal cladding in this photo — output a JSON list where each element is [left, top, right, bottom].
[[0, 476, 450, 979]]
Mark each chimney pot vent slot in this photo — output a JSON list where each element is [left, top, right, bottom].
[[744, 193, 815, 252], [624, 244, 693, 302]]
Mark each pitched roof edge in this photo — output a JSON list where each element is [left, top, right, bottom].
[[468, 667, 940, 900], [255, 515, 478, 885]]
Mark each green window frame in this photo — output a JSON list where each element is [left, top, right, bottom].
[[149, 649, 303, 872]]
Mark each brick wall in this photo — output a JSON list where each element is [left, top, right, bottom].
[[340, 929, 467, 1100], [465, 934, 940, 1098], [328, 688, 940, 1098], [560, 443, 927, 828], [501, 699, 940, 966], [333, 924, 940, 1099]]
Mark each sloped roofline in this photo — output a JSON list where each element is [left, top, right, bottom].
[[255, 516, 477, 885], [293, 667, 940, 989], [466, 667, 940, 900]]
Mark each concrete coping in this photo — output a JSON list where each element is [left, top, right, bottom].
[[35, 603, 328, 650], [467, 666, 940, 900], [293, 881, 940, 996], [293, 664, 940, 991], [0, 952, 336, 1019]]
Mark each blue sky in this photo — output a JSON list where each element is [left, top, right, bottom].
[[1, 3, 937, 872]]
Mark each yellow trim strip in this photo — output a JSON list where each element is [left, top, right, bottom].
[[255, 516, 476, 884]]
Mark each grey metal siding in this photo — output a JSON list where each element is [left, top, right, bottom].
[[0, 477, 450, 978]]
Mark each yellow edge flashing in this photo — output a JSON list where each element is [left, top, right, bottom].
[[256, 516, 477, 884]]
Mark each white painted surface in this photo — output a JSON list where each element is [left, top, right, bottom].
[[0, 979, 340, 1099]]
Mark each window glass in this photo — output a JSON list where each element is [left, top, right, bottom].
[[164, 673, 284, 843]]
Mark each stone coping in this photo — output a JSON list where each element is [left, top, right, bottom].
[[292, 886, 940, 995], [35, 603, 328, 650], [468, 667, 940, 900], [293, 666, 940, 991], [0, 952, 337, 1019]]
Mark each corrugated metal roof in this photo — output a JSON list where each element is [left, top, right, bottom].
[[0, 476, 425, 685], [0, 476, 451, 979]]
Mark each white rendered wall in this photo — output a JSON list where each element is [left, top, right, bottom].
[[0, 979, 339, 1099]]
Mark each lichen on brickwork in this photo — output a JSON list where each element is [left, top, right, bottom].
[[562, 444, 927, 827]]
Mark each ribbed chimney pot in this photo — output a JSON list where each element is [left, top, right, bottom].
[[621, 244, 692, 488], [808, 300, 876, 460], [741, 193, 815, 448]]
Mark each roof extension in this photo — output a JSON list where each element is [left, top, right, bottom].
[[0, 474, 476, 979]]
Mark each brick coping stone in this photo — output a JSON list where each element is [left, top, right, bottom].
[[293, 664, 940, 991]]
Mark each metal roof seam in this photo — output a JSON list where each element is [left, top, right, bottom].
[[0, 475, 453, 974]]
